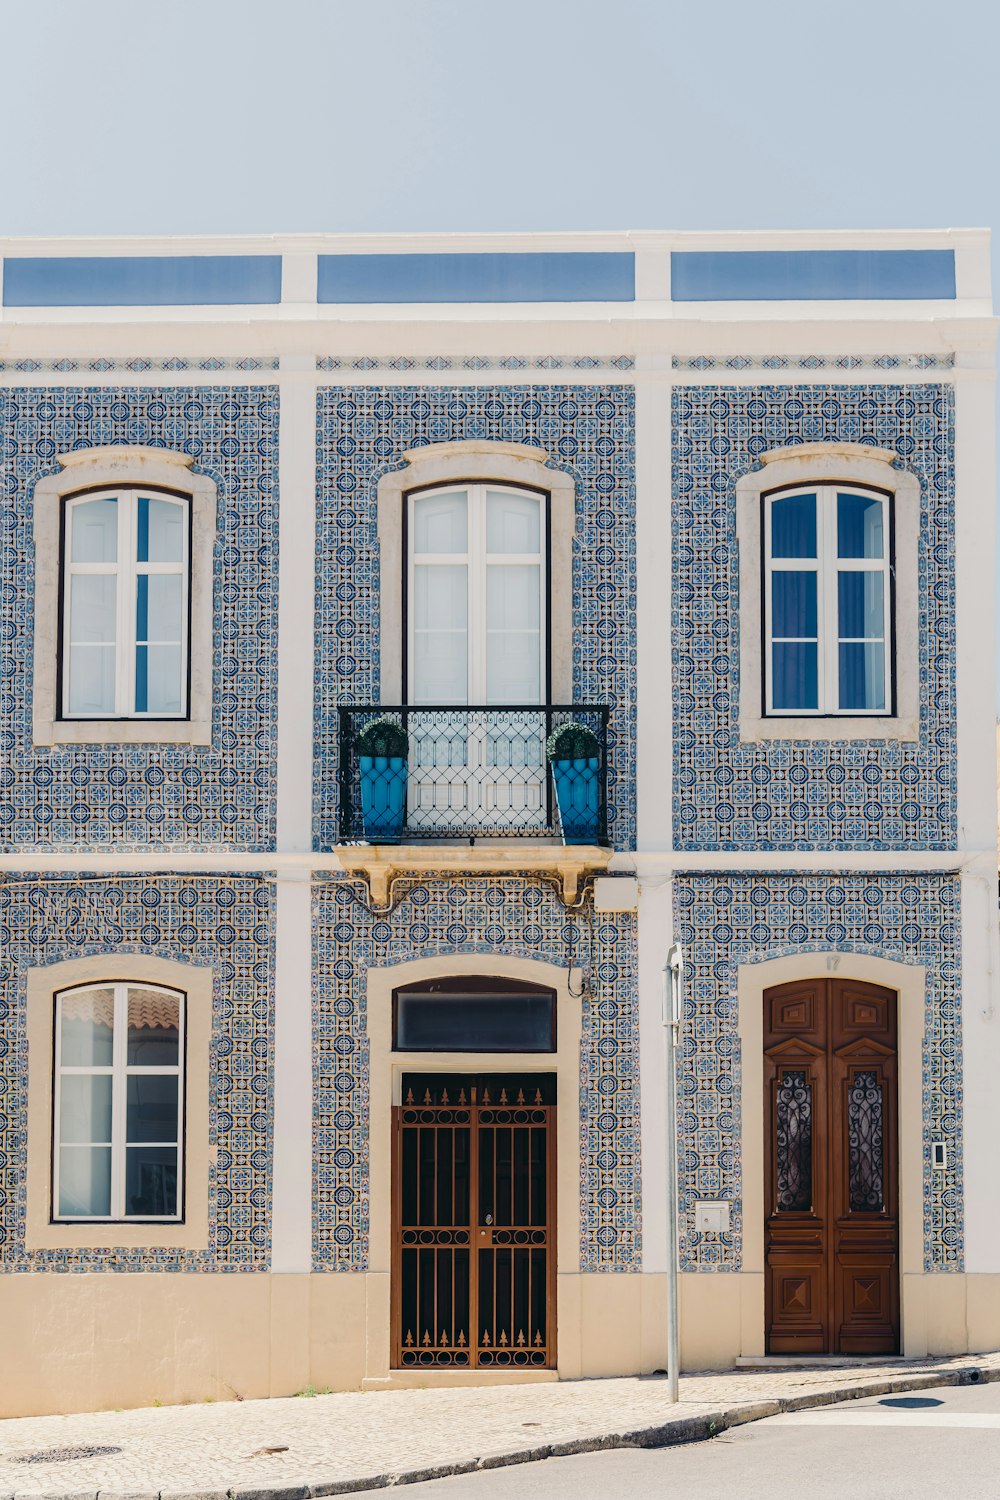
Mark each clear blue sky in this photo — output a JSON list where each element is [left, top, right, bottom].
[[2, 0, 997, 690]]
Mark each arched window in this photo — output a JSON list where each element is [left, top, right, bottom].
[[33, 446, 216, 745], [63, 488, 189, 719]]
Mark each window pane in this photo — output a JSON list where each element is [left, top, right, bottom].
[[487, 564, 541, 703], [59, 1145, 112, 1217], [772, 641, 818, 710], [136, 574, 182, 642], [838, 571, 885, 639], [137, 496, 184, 563], [770, 494, 816, 558], [838, 492, 884, 558], [771, 570, 817, 637], [59, 1074, 113, 1144], [70, 498, 117, 563], [486, 491, 541, 553], [60, 989, 114, 1066], [70, 573, 117, 642], [396, 992, 555, 1052], [412, 564, 468, 703], [127, 988, 180, 1065], [125, 1146, 178, 1217], [68, 645, 116, 715], [126, 1075, 179, 1144], [839, 642, 886, 710], [412, 491, 468, 553], [136, 644, 183, 715]]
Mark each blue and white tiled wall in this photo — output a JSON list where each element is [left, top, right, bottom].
[[0, 386, 279, 852], [0, 874, 275, 1271], [313, 384, 637, 853], [672, 383, 955, 851]]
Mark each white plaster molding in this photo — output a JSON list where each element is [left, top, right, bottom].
[[376, 440, 575, 703], [32, 446, 216, 746], [736, 443, 920, 743]]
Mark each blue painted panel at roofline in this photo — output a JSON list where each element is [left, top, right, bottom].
[[317, 251, 635, 303], [2, 255, 283, 306], [671, 249, 956, 301]]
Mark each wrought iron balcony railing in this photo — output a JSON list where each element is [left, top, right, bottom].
[[337, 704, 610, 845]]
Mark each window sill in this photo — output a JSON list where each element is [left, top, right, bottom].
[[739, 713, 918, 744], [34, 718, 212, 747]]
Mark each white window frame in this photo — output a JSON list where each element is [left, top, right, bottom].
[[406, 482, 548, 705], [52, 981, 186, 1223], [764, 483, 893, 717], [62, 488, 190, 721]]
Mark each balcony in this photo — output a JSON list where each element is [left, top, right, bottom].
[[335, 705, 611, 903]]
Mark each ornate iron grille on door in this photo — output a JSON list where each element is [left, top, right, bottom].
[[392, 1073, 556, 1369]]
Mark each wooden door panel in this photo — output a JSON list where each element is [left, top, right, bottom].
[[765, 980, 899, 1356]]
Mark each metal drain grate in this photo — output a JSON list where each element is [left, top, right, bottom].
[[13, 1445, 123, 1464]]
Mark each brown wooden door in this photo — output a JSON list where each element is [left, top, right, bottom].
[[764, 979, 899, 1355], [392, 1072, 556, 1369]]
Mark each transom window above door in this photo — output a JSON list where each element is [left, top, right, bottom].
[[62, 488, 190, 720], [764, 484, 893, 716], [407, 484, 547, 705]]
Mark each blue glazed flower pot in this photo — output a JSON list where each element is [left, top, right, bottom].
[[359, 755, 408, 840], [551, 756, 601, 844]]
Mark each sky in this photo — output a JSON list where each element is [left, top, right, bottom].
[[2, 0, 998, 685]]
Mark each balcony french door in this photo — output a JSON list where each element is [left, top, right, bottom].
[[407, 485, 548, 830], [392, 1073, 556, 1370]]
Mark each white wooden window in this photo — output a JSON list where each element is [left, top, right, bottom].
[[764, 485, 892, 716], [62, 489, 189, 719], [53, 982, 185, 1221], [407, 484, 547, 704]]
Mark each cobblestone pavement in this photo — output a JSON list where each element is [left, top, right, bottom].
[[1, 1353, 999, 1499]]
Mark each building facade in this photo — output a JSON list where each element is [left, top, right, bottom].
[[0, 231, 996, 1414]]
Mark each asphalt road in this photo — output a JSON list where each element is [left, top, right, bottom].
[[342, 1380, 1000, 1500]]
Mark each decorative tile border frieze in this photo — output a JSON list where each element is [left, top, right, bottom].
[[675, 871, 962, 1273], [315, 355, 636, 372], [312, 875, 639, 1271], [0, 873, 274, 1271], [0, 357, 279, 374], [672, 382, 956, 851], [314, 383, 637, 851], [0, 386, 279, 850], [672, 353, 955, 372]]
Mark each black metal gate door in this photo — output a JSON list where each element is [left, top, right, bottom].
[[392, 1072, 556, 1369]]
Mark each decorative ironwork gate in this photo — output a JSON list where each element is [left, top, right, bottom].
[[392, 1072, 556, 1369]]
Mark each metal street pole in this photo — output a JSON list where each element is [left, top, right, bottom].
[[662, 943, 684, 1404]]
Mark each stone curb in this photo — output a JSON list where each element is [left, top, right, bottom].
[[7, 1360, 999, 1500]]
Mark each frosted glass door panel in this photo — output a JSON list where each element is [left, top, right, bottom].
[[70, 498, 118, 562], [68, 574, 117, 714], [486, 490, 541, 553], [412, 491, 468, 553], [412, 563, 468, 702], [487, 563, 541, 703]]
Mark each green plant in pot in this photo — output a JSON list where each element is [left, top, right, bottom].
[[356, 715, 408, 840], [546, 721, 601, 844]]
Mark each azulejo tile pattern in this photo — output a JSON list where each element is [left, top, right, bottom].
[[675, 872, 962, 1273], [672, 354, 954, 372], [0, 386, 279, 850], [315, 356, 635, 372], [0, 358, 278, 374], [0, 874, 274, 1271], [672, 383, 956, 850], [314, 385, 636, 852], [313, 876, 639, 1271]]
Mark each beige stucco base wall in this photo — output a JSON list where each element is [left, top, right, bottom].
[[4, 1270, 1000, 1417]]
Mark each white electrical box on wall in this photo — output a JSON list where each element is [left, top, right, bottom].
[[594, 876, 639, 912], [694, 1200, 731, 1235]]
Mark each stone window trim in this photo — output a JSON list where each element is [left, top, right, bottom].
[[25, 952, 212, 1253], [32, 446, 217, 746], [736, 442, 920, 743], [376, 440, 575, 704]]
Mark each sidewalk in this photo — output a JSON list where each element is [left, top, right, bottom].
[[1, 1353, 999, 1499]]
